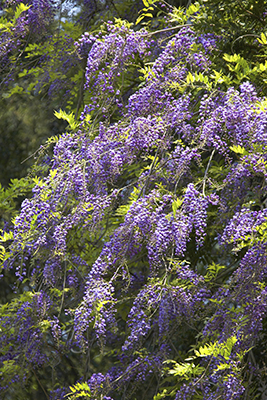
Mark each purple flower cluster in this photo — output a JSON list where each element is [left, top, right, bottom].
[[83, 22, 151, 116], [220, 208, 267, 247], [74, 32, 96, 60], [74, 277, 117, 346]]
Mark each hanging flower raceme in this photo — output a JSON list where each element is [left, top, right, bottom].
[[83, 21, 151, 117]]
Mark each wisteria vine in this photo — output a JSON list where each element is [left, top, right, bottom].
[[1, 1, 267, 399]]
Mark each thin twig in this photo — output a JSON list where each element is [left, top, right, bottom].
[[58, 260, 67, 318], [202, 149, 215, 196], [31, 368, 50, 400], [231, 33, 259, 53], [143, 23, 192, 37]]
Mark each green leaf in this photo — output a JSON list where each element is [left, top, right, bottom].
[[255, 98, 267, 113], [187, 3, 200, 15], [0, 231, 14, 242], [258, 32, 267, 45], [39, 320, 51, 332], [32, 176, 44, 187], [14, 3, 31, 20], [186, 72, 194, 84], [54, 109, 79, 130], [211, 70, 225, 84], [172, 198, 183, 218], [136, 15, 146, 25], [195, 336, 237, 360], [205, 262, 225, 282], [143, 12, 153, 18], [229, 145, 249, 156], [0, 21, 13, 31], [3, 85, 24, 98], [163, 359, 205, 380], [153, 389, 169, 400], [168, 362, 193, 377], [66, 382, 92, 399], [49, 169, 58, 180]]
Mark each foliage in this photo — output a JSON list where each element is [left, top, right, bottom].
[[1, 0, 267, 399]]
